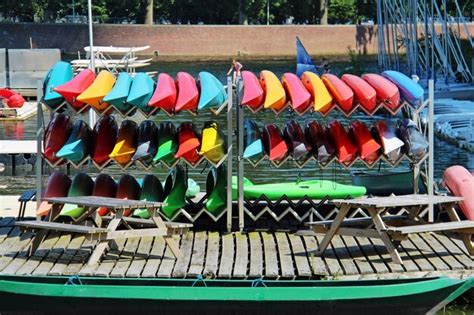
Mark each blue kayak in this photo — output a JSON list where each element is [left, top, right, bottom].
[[103, 72, 133, 113], [197, 72, 227, 110], [56, 120, 92, 163], [243, 119, 264, 161], [126, 73, 155, 112], [43, 61, 73, 108], [382, 70, 424, 107]]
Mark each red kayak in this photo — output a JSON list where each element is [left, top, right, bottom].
[[43, 113, 72, 164], [149, 73, 177, 114], [116, 174, 141, 217], [304, 121, 336, 163], [241, 70, 264, 109], [263, 124, 288, 163], [91, 115, 118, 167], [349, 120, 381, 164], [175, 122, 201, 165], [283, 120, 311, 160], [281, 73, 311, 113], [341, 74, 377, 113], [443, 166, 474, 221], [0, 89, 25, 108], [175, 72, 199, 112], [54, 69, 95, 111], [322, 74, 354, 113], [94, 173, 118, 216], [327, 120, 358, 164], [362, 73, 400, 111], [37, 172, 71, 217]]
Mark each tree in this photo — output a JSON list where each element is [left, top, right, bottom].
[[328, 0, 356, 24]]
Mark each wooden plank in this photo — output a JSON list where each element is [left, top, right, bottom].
[[248, 232, 263, 278], [330, 235, 359, 275], [203, 232, 219, 278], [391, 241, 420, 272], [288, 234, 311, 277], [232, 233, 248, 278], [172, 232, 193, 278], [141, 237, 166, 278], [0, 227, 25, 256], [332, 195, 463, 208], [385, 221, 474, 234], [217, 233, 234, 278], [370, 237, 405, 273], [15, 221, 108, 234], [340, 236, 373, 275], [409, 234, 450, 271], [262, 232, 279, 278], [93, 238, 127, 277], [315, 234, 344, 276], [65, 237, 97, 275], [400, 237, 435, 272], [355, 236, 390, 274], [275, 233, 294, 278], [126, 236, 153, 278], [419, 233, 464, 270], [48, 234, 86, 275], [0, 230, 34, 273], [432, 233, 473, 269], [156, 236, 178, 278], [0, 218, 15, 244], [110, 237, 141, 277], [32, 233, 72, 275], [44, 196, 164, 209], [302, 235, 328, 276], [187, 231, 207, 277], [444, 232, 474, 258]]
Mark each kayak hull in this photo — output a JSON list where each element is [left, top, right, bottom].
[[149, 73, 177, 113], [396, 119, 428, 161], [281, 72, 311, 113], [77, 70, 115, 111], [260, 70, 286, 111], [241, 71, 264, 109], [37, 172, 71, 217], [200, 121, 225, 163], [443, 165, 474, 220], [60, 173, 94, 218], [341, 74, 377, 113], [362, 73, 400, 111], [132, 120, 159, 165], [134, 175, 164, 219], [351, 171, 425, 196], [322, 74, 354, 113], [175, 72, 199, 112], [263, 124, 288, 163], [116, 174, 141, 217], [327, 121, 358, 164], [348, 120, 380, 164], [110, 120, 139, 167], [43, 113, 72, 164], [43, 61, 73, 108], [205, 165, 227, 215], [154, 122, 178, 163], [301, 71, 333, 113], [283, 120, 310, 160], [175, 122, 201, 165], [127, 73, 154, 112], [243, 119, 264, 162], [54, 69, 95, 111], [162, 165, 187, 219], [198, 72, 227, 110], [91, 116, 118, 166], [382, 70, 424, 107], [93, 174, 118, 216], [56, 120, 92, 163], [103, 72, 133, 113], [304, 121, 335, 163], [371, 121, 404, 163]]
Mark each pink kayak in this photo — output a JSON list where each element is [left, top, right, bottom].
[[54, 69, 95, 111], [281, 73, 311, 113], [241, 71, 264, 109], [175, 72, 199, 112], [149, 73, 177, 114], [443, 165, 474, 221], [322, 74, 354, 113], [362, 73, 400, 111], [342, 74, 377, 113]]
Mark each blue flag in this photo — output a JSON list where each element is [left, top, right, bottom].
[[296, 36, 317, 77]]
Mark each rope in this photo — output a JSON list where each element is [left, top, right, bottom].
[[65, 275, 83, 286], [251, 278, 267, 288], [192, 275, 207, 287]]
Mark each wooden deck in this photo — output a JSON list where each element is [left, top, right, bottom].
[[0, 217, 472, 280]]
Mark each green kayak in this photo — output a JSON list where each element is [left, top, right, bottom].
[[162, 165, 188, 219], [205, 165, 227, 216], [60, 173, 94, 218], [133, 175, 164, 219], [232, 177, 366, 200]]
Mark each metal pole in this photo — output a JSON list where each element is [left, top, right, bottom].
[[236, 79, 244, 231], [36, 80, 44, 213], [72, 0, 75, 21], [266, 0, 270, 25], [226, 76, 233, 232], [87, 0, 97, 126], [428, 79, 434, 222]]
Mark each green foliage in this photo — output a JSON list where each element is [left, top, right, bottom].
[[328, 0, 357, 24]]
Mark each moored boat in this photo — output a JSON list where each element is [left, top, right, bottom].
[[54, 69, 95, 111], [341, 74, 377, 113], [43, 113, 72, 164], [93, 173, 118, 216], [348, 120, 381, 165], [243, 119, 264, 162], [133, 175, 164, 219], [240, 70, 264, 110], [91, 116, 118, 167], [132, 120, 159, 165], [162, 165, 187, 218], [382, 70, 424, 107], [175, 72, 199, 112], [205, 165, 227, 215], [148, 73, 177, 114], [76, 70, 116, 112], [199, 121, 226, 163], [175, 122, 201, 165], [102, 72, 133, 113], [198, 72, 227, 110], [56, 120, 93, 164], [362, 73, 400, 111], [153, 121, 178, 164], [301, 71, 333, 113], [116, 174, 141, 217], [396, 119, 428, 161], [109, 120, 139, 167], [262, 124, 288, 163], [443, 165, 474, 220], [351, 170, 425, 196], [59, 173, 94, 218], [322, 74, 354, 113], [36, 172, 72, 217], [260, 70, 286, 111], [281, 72, 311, 113], [327, 120, 358, 165], [0, 89, 25, 108], [127, 72, 155, 113], [283, 120, 311, 160], [42, 61, 74, 108], [304, 120, 335, 163], [371, 121, 404, 163]]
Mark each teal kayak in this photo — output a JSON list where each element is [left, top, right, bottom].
[[232, 177, 366, 200], [43, 61, 73, 108], [127, 73, 154, 112], [103, 72, 133, 113], [197, 71, 227, 110]]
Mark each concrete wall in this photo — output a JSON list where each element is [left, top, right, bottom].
[[0, 23, 472, 59]]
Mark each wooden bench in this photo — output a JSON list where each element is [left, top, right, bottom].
[[383, 221, 474, 234]]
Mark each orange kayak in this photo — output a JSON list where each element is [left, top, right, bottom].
[[322, 74, 354, 114], [260, 70, 286, 111]]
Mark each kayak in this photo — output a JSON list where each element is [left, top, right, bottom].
[[322, 74, 354, 114], [382, 70, 424, 107], [260, 70, 286, 112], [76, 70, 116, 112], [232, 177, 366, 200], [133, 175, 164, 219], [443, 165, 474, 220], [36, 172, 71, 217], [348, 120, 381, 165], [371, 121, 404, 163], [56, 120, 92, 164], [283, 120, 311, 160], [243, 119, 264, 162], [175, 72, 199, 112], [200, 121, 226, 163], [396, 119, 428, 161], [206, 165, 227, 216], [198, 71, 227, 110], [148, 73, 177, 114], [127, 72, 155, 113], [327, 120, 358, 165], [281, 72, 311, 113], [162, 165, 187, 219], [262, 124, 288, 163], [341, 74, 377, 113], [60, 173, 94, 219], [132, 120, 159, 165], [42, 61, 73, 108], [305, 121, 335, 163], [91, 115, 118, 167], [102, 72, 133, 114], [301, 71, 333, 113], [43, 113, 72, 164], [362, 73, 400, 111], [116, 174, 142, 217], [153, 121, 178, 164], [240, 70, 264, 110], [93, 173, 118, 216], [351, 171, 425, 196], [109, 120, 139, 167], [54, 69, 95, 111], [175, 122, 201, 165]]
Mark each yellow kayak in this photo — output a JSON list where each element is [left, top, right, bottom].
[[77, 70, 116, 111], [301, 71, 333, 112], [109, 120, 138, 166], [259, 70, 286, 111], [199, 121, 225, 163]]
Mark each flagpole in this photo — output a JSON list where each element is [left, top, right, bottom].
[[87, 0, 97, 126]]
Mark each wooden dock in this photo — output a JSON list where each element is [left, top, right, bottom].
[[0, 217, 472, 280]]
